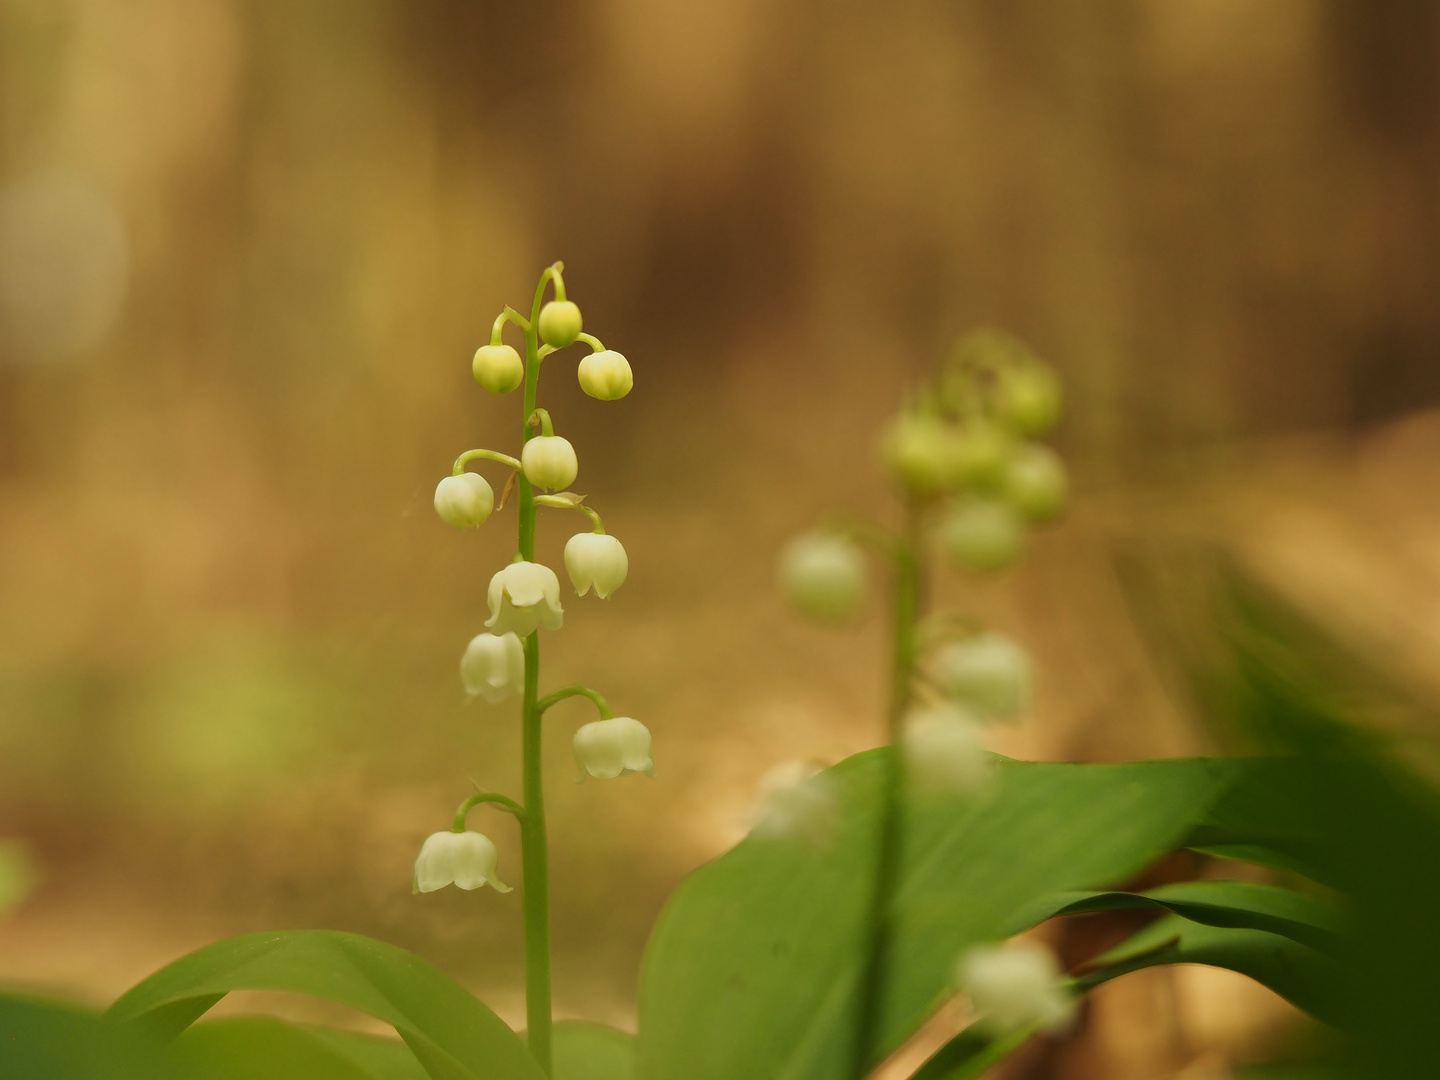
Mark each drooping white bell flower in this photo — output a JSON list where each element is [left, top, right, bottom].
[[471, 343, 524, 394], [938, 498, 1026, 573], [564, 533, 628, 598], [486, 561, 564, 637], [577, 349, 633, 400], [902, 704, 992, 796], [521, 435, 578, 491], [538, 299, 583, 348], [573, 716, 653, 779], [433, 473, 494, 529], [748, 761, 839, 845], [932, 633, 1033, 721], [958, 939, 1073, 1034], [460, 632, 524, 703], [412, 830, 512, 894], [778, 533, 867, 624]]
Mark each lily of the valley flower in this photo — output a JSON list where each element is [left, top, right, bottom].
[[932, 632, 1033, 721], [460, 632, 524, 702], [471, 343, 524, 394], [938, 498, 1025, 573], [778, 533, 867, 624], [538, 299, 583, 347], [577, 349, 633, 400], [434, 473, 494, 529], [573, 716, 653, 779], [749, 761, 838, 845], [486, 561, 564, 637], [902, 704, 991, 796], [413, 830, 511, 894], [958, 939, 1073, 1034], [564, 533, 628, 598], [521, 435, 578, 491]]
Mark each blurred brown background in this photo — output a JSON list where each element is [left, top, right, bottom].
[[1, 1, 1439, 1077]]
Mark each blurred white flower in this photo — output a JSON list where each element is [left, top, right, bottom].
[[521, 435, 578, 491], [460, 632, 524, 702], [958, 939, 1073, 1034], [1002, 443, 1067, 523], [573, 716, 654, 779], [938, 498, 1025, 573], [434, 473, 494, 529], [564, 532, 628, 598], [749, 761, 839, 844], [903, 704, 991, 796], [412, 830, 511, 894], [932, 633, 1033, 721], [779, 534, 867, 624], [577, 349, 633, 400], [486, 561, 564, 637]]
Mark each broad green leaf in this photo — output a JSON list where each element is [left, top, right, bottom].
[[636, 752, 1242, 1080], [107, 930, 543, 1080], [165, 1016, 428, 1080], [1006, 879, 1344, 953], [0, 992, 188, 1080], [1080, 912, 1343, 1023], [553, 1021, 634, 1080]]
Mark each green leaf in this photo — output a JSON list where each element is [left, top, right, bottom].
[[165, 1016, 429, 1080], [635, 752, 1242, 1080], [0, 992, 189, 1080], [1007, 879, 1344, 953], [553, 1021, 634, 1080], [107, 930, 543, 1080]]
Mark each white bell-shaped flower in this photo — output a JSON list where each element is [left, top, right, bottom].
[[412, 830, 512, 894], [938, 498, 1025, 573], [460, 632, 524, 703], [573, 716, 653, 779], [779, 534, 867, 624], [472, 344, 524, 394], [538, 299, 583, 347], [958, 940, 1073, 1034], [902, 704, 992, 796], [577, 349, 633, 400], [564, 533, 628, 598], [932, 633, 1032, 721], [434, 473, 494, 529], [521, 435, 578, 491], [748, 761, 839, 845], [486, 561, 564, 637]]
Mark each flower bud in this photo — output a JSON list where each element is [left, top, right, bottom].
[[749, 761, 838, 845], [902, 704, 991, 796], [486, 561, 564, 637], [573, 716, 653, 779], [460, 632, 524, 702], [413, 830, 511, 894], [951, 422, 1013, 489], [958, 940, 1073, 1034], [1002, 444, 1067, 523], [779, 534, 867, 624], [521, 435, 578, 491], [538, 300, 583, 348], [932, 632, 1032, 720], [472, 344, 524, 393], [997, 364, 1062, 436], [938, 498, 1025, 573], [434, 473, 495, 529], [882, 414, 963, 493], [564, 532, 628, 598], [577, 349, 633, 401]]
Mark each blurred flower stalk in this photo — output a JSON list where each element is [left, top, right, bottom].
[[418, 262, 641, 1074]]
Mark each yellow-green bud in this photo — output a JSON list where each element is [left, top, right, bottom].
[[577, 349, 633, 400], [1003, 444, 1067, 522], [882, 415, 964, 493], [997, 364, 1062, 435], [952, 422, 1012, 488], [939, 499, 1025, 573], [520, 435, 578, 491], [472, 344, 524, 393], [932, 632, 1033, 720], [434, 473, 494, 529], [779, 534, 867, 624], [538, 300, 583, 348]]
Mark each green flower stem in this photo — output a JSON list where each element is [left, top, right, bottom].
[[546, 264, 567, 302], [528, 408, 555, 437], [533, 496, 605, 534], [576, 332, 605, 352], [536, 685, 614, 719], [851, 495, 924, 1077], [452, 448, 522, 475], [518, 263, 560, 1075], [491, 306, 530, 344], [452, 792, 526, 831]]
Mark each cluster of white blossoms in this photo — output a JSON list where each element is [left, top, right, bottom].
[[958, 939, 1074, 1035]]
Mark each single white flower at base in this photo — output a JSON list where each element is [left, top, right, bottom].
[[538, 300, 583, 347], [472, 344, 524, 393], [779, 534, 867, 624], [434, 473, 494, 530], [564, 533, 628, 598], [748, 761, 839, 845], [938, 498, 1026, 573], [958, 939, 1073, 1034], [412, 830, 512, 894], [903, 704, 992, 796], [521, 435, 578, 491], [577, 349, 633, 400], [933, 633, 1033, 721], [460, 632, 524, 702], [486, 561, 564, 637], [573, 716, 653, 779]]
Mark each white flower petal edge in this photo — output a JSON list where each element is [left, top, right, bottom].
[[486, 562, 564, 637], [460, 632, 524, 702], [564, 533, 628, 598], [958, 940, 1073, 1034], [412, 830, 511, 894], [573, 716, 653, 779]]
